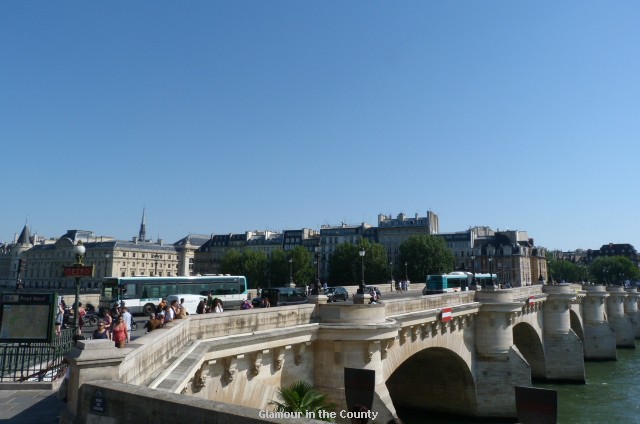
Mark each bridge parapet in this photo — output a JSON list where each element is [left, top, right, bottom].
[[384, 291, 475, 317], [119, 304, 317, 387]]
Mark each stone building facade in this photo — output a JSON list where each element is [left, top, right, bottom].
[[0, 226, 205, 291], [377, 211, 439, 267], [472, 230, 547, 287]]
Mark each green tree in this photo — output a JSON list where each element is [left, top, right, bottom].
[[328, 239, 389, 285], [361, 239, 389, 284], [268, 380, 335, 422], [588, 256, 640, 285], [219, 249, 243, 275], [269, 249, 289, 287], [398, 235, 455, 283], [289, 246, 314, 287], [241, 249, 268, 288], [268, 247, 314, 287], [328, 243, 359, 285], [548, 259, 583, 283], [219, 249, 267, 288]]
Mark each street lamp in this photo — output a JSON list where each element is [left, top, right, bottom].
[[153, 253, 160, 277], [289, 257, 294, 287], [471, 254, 476, 288], [487, 255, 494, 290], [313, 246, 321, 295], [404, 261, 408, 280], [104, 252, 110, 278], [73, 241, 86, 335], [358, 247, 366, 293], [389, 261, 394, 291]]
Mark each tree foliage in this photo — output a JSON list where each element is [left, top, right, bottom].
[[548, 259, 585, 283], [328, 239, 388, 285], [219, 249, 267, 288], [268, 380, 335, 422], [268, 247, 315, 287], [397, 235, 455, 283], [588, 256, 640, 284]]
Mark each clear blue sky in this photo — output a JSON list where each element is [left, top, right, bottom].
[[2, 1, 639, 251]]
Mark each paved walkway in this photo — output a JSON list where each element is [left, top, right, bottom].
[[0, 389, 65, 423]]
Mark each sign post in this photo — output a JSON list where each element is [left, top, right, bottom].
[[63, 241, 93, 335]]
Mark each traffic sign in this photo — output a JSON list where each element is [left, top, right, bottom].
[[63, 265, 94, 277]]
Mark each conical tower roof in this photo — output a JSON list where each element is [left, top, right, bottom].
[[17, 224, 31, 245]]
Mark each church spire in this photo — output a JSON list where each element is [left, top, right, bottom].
[[139, 207, 147, 242]]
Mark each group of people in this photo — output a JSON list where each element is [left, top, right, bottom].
[[145, 298, 188, 333], [394, 279, 410, 292], [91, 303, 132, 348], [195, 292, 225, 314], [54, 298, 89, 336]]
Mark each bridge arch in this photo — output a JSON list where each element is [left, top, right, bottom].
[[386, 347, 476, 417], [512, 322, 545, 380], [570, 308, 585, 341]]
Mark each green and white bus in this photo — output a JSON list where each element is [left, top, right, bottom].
[[423, 272, 497, 294], [100, 275, 248, 315]]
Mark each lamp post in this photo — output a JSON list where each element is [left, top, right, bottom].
[[73, 241, 86, 335], [389, 261, 394, 291], [313, 246, 321, 295], [487, 255, 494, 290], [154, 253, 160, 277], [104, 252, 110, 278], [404, 261, 408, 280], [471, 254, 476, 289], [358, 247, 366, 293], [288, 257, 294, 287]]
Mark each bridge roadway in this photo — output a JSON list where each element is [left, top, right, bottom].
[[61, 283, 640, 423]]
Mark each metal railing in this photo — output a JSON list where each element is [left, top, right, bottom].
[[0, 328, 75, 382]]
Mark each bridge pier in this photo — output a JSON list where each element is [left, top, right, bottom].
[[624, 287, 640, 338], [606, 286, 635, 348], [542, 284, 585, 382], [474, 290, 530, 418], [582, 285, 616, 360], [316, 303, 399, 423]]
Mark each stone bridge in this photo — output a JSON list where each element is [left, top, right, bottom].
[[63, 284, 640, 423]]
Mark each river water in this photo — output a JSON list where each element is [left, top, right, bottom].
[[397, 340, 640, 424]]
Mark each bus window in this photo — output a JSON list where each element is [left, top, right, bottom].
[[123, 283, 137, 299], [102, 285, 118, 302], [148, 286, 160, 299], [224, 283, 237, 294]]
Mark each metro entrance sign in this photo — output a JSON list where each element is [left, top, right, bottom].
[[64, 265, 94, 277]]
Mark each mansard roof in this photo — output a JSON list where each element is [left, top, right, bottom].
[[173, 234, 211, 248]]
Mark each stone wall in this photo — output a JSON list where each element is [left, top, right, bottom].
[[121, 304, 317, 386], [70, 380, 327, 424]]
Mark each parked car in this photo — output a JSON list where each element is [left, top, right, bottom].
[[252, 287, 308, 307], [324, 286, 349, 302]]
